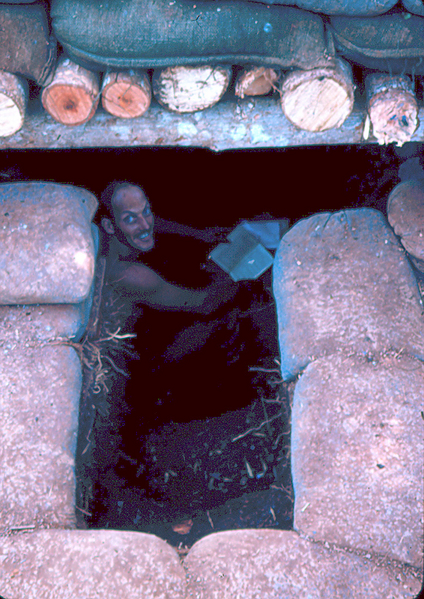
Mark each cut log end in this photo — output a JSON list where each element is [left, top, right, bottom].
[[41, 58, 100, 126], [0, 72, 27, 137], [280, 59, 354, 133], [235, 67, 279, 99], [42, 85, 99, 126], [369, 91, 418, 147], [366, 75, 418, 147], [101, 71, 152, 118], [153, 65, 232, 114]]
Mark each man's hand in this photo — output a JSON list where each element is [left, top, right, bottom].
[[108, 259, 237, 315], [200, 275, 239, 315]]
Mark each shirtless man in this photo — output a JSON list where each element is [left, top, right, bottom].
[[100, 180, 237, 313]]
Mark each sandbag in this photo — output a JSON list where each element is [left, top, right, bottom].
[[402, 0, 424, 16], [50, 0, 332, 70], [0, 342, 81, 531], [0, 3, 56, 85], [291, 354, 424, 568], [329, 13, 424, 75], [184, 529, 422, 599], [0, 182, 97, 305], [202, 0, 398, 16], [0, 530, 187, 599], [386, 179, 424, 263], [273, 208, 424, 380]]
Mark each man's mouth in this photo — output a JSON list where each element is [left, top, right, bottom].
[[135, 230, 152, 242]]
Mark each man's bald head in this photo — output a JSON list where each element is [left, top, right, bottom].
[[100, 181, 155, 253], [100, 181, 145, 220]]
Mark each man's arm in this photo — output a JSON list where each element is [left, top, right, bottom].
[[154, 216, 230, 244], [109, 261, 236, 314]]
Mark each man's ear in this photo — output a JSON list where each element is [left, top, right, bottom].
[[101, 217, 115, 235]]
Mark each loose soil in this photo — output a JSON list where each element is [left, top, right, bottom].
[[91, 381, 294, 547]]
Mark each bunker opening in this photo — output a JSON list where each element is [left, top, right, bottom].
[[2, 142, 410, 549]]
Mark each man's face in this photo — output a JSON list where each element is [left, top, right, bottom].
[[111, 185, 155, 252]]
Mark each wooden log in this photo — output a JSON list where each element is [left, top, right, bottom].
[[152, 65, 232, 113], [280, 58, 354, 132], [4, 100, 424, 151], [365, 74, 418, 147], [101, 70, 151, 118], [0, 71, 28, 137], [235, 67, 279, 99], [41, 58, 100, 126]]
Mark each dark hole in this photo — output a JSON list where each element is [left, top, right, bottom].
[[2, 142, 412, 548], [64, 99, 77, 112]]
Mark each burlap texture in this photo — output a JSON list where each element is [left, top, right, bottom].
[[0, 3, 56, 85], [51, 0, 333, 70], [329, 13, 424, 75]]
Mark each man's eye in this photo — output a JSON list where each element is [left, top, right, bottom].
[[144, 206, 152, 216], [124, 215, 136, 224]]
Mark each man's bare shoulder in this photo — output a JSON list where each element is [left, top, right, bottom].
[[107, 257, 161, 294]]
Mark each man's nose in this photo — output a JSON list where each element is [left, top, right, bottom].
[[139, 215, 149, 229]]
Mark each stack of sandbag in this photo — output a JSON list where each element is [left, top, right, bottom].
[[0, 182, 97, 534], [0, 2, 57, 136], [272, 207, 424, 583]]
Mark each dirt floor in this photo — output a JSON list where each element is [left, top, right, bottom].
[[90, 377, 294, 548], [77, 255, 294, 548]]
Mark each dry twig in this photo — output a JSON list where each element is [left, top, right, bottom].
[[232, 413, 281, 442]]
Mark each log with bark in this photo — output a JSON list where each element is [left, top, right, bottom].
[[41, 57, 100, 126], [235, 67, 279, 99], [364, 74, 418, 146], [280, 58, 354, 132], [152, 65, 232, 113], [0, 72, 28, 137], [101, 70, 152, 118]]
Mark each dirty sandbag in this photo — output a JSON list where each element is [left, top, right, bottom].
[[50, 0, 333, 71], [328, 13, 424, 75], [0, 4, 57, 86]]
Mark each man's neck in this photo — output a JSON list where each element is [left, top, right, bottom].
[[108, 234, 140, 260]]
